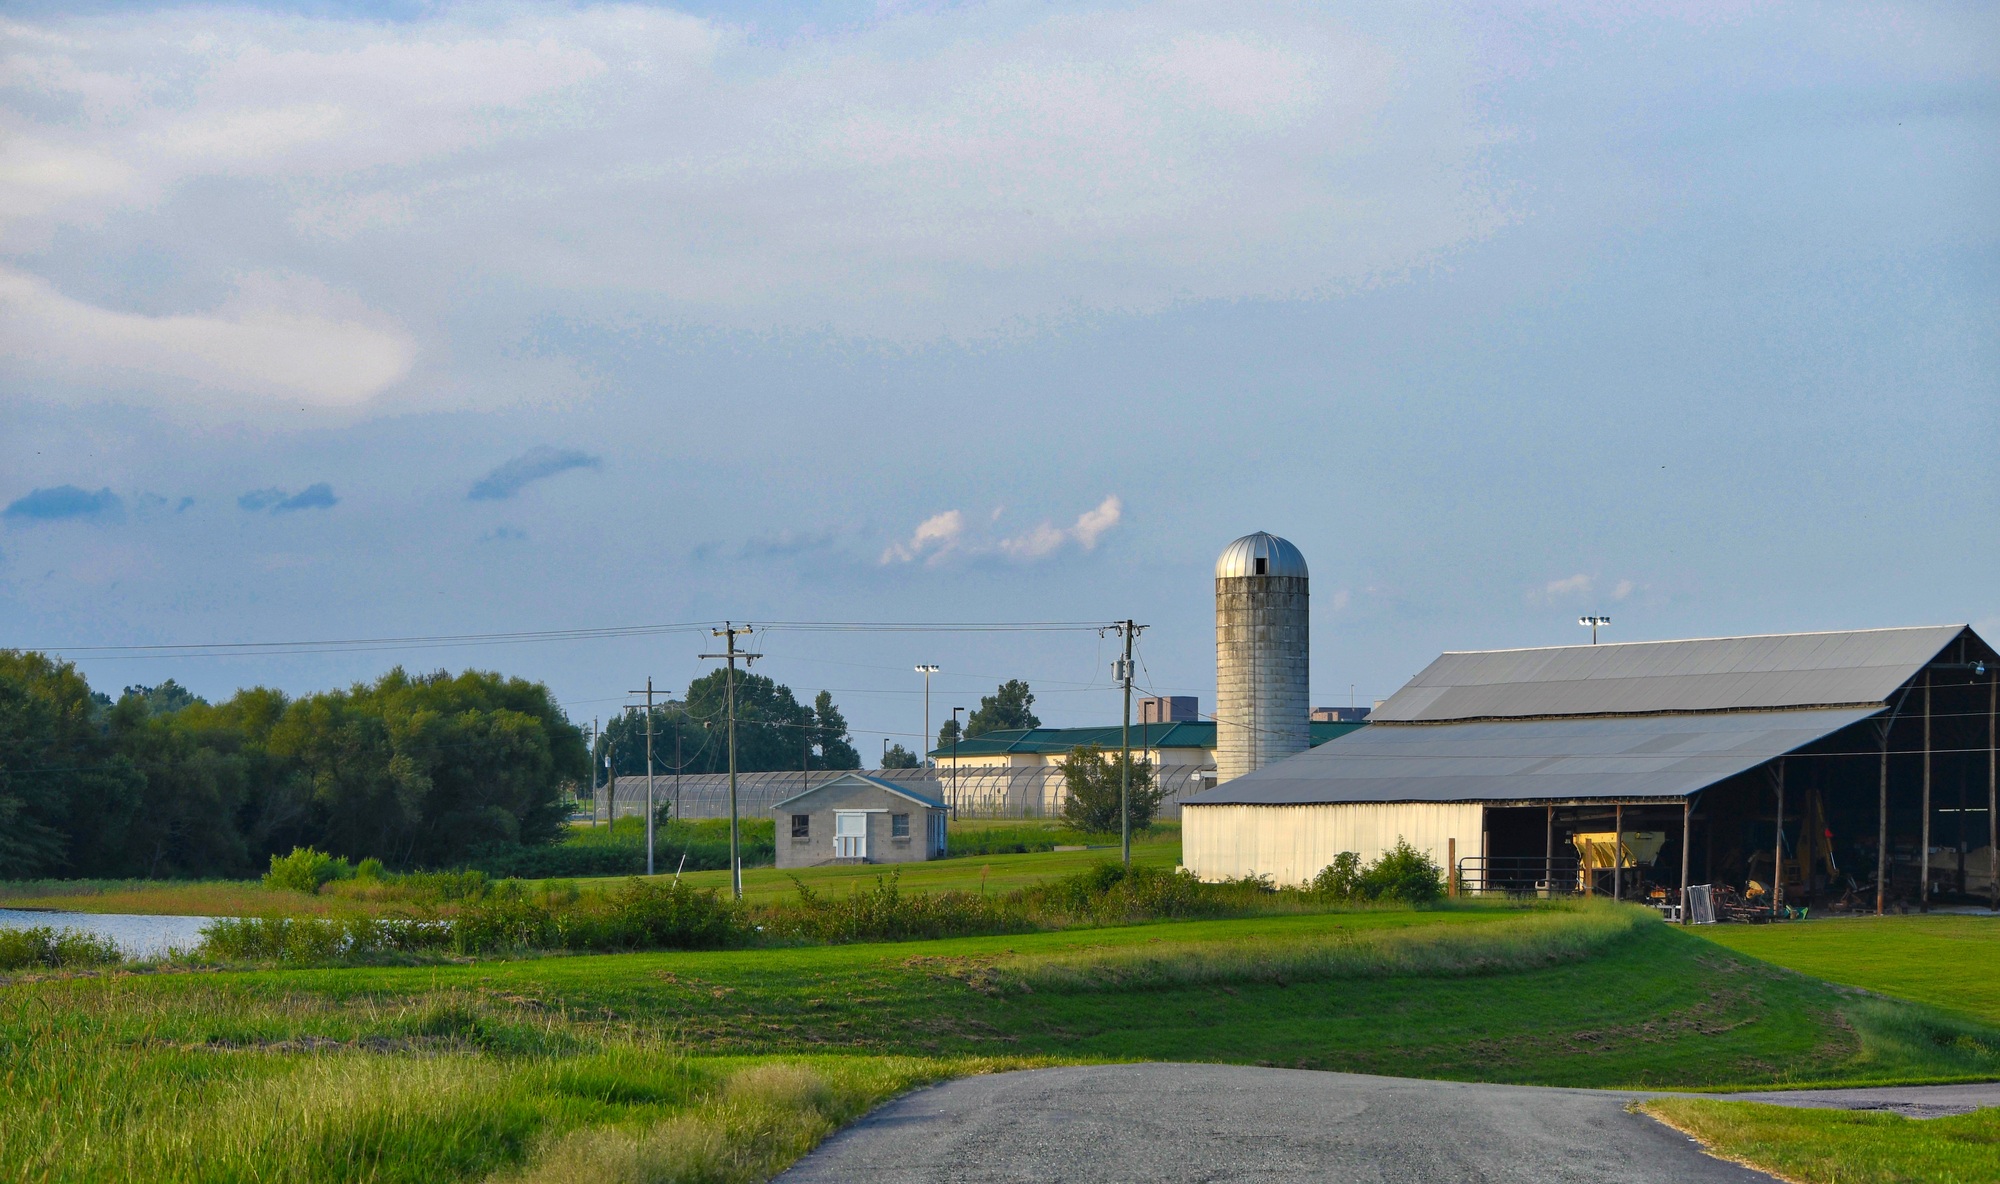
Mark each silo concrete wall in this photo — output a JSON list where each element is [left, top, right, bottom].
[[1214, 574, 1308, 782]]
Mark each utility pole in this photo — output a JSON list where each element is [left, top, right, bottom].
[[950, 707, 965, 820], [625, 679, 659, 875], [675, 728, 683, 826], [586, 719, 600, 828], [701, 623, 760, 899], [915, 665, 940, 766], [1112, 620, 1148, 868]]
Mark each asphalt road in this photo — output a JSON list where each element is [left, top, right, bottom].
[[778, 1063, 1779, 1183], [1723, 1080, 2000, 1118]]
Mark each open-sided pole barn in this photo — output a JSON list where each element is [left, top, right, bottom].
[[1182, 625, 1998, 915]]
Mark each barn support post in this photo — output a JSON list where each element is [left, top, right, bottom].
[[1878, 721, 1892, 917], [1612, 803, 1623, 901], [1922, 672, 1932, 913], [1772, 759, 1785, 918], [1447, 836, 1458, 898], [1679, 797, 1692, 925], [1544, 805, 1554, 894]]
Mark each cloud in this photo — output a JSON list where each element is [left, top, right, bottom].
[[886, 496, 1123, 564], [1000, 496, 1123, 560], [468, 446, 603, 501], [1612, 579, 1638, 601], [0, 0, 1508, 380], [3, 485, 122, 522], [882, 510, 965, 564], [238, 483, 338, 513], [0, 268, 416, 409]]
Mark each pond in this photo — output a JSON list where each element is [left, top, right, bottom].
[[0, 909, 214, 959]]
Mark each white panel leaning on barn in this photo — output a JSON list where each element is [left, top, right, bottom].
[[1180, 802, 1484, 887]]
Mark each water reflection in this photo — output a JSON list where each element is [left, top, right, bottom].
[[0, 909, 213, 959]]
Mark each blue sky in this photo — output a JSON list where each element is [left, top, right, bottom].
[[2, 1, 1995, 759]]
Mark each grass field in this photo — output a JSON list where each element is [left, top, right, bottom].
[[0, 824, 1180, 916], [8, 903, 2000, 1182], [1697, 914, 2000, 1025], [1644, 1098, 2000, 1184]]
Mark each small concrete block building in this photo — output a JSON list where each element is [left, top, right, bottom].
[[772, 772, 949, 868]]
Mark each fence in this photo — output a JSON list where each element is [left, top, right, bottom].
[[597, 763, 1216, 822]]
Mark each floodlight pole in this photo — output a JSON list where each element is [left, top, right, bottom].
[[701, 624, 761, 900], [915, 665, 940, 767], [1579, 616, 1610, 645]]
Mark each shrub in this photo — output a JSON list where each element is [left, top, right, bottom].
[[1058, 746, 1165, 833], [0, 926, 122, 970], [1357, 839, 1445, 904], [763, 873, 1024, 944], [262, 846, 353, 894], [1310, 852, 1363, 900]]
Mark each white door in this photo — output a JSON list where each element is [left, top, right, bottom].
[[834, 811, 868, 859]]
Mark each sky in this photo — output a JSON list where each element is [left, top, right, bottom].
[[2, 0, 1996, 761]]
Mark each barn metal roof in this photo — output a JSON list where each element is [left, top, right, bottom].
[[1372, 625, 1967, 722], [1182, 706, 1882, 806]]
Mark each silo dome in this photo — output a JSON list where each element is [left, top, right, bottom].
[[1214, 532, 1309, 784], [1215, 532, 1309, 579]]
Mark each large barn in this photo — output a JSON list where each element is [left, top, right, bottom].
[[1181, 625, 1997, 914]]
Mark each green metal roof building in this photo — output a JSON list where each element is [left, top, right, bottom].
[[929, 720, 1365, 764]]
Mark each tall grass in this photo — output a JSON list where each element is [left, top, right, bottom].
[[0, 925, 122, 970]]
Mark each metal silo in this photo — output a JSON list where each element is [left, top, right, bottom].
[[1214, 532, 1309, 783]]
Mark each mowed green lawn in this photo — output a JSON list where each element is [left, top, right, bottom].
[[664, 831, 1180, 904], [1697, 914, 2000, 1025], [0, 826, 1182, 915], [1645, 1099, 2000, 1184]]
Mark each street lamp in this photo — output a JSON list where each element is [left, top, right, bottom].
[[1579, 616, 1611, 645], [915, 665, 940, 767]]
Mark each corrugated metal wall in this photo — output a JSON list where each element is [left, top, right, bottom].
[[1181, 802, 1486, 886]]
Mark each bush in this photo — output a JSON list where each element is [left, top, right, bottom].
[[0, 926, 123, 970], [465, 818, 777, 879], [1058, 746, 1165, 834], [1020, 862, 1223, 923], [1311, 840, 1444, 904], [261, 846, 353, 894], [764, 873, 1023, 944], [1310, 852, 1363, 900], [199, 877, 745, 963]]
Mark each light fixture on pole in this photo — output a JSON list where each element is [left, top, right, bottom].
[[1579, 616, 1611, 645], [915, 665, 940, 767]]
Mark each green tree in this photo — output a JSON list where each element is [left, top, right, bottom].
[[601, 676, 860, 777], [966, 679, 1039, 737], [879, 743, 920, 769], [121, 680, 204, 716], [0, 651, 144, 878], [1057, 744, 1162, 834], [105, 694, 251, 877], [813, 690, 861, 770]]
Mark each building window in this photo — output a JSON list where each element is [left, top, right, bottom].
[[791, 814, 810, 839], [891, 813, 910, 838]]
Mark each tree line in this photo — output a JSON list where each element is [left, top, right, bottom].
[[0, 651, 592, 880], [0, 652, 866, 881]]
